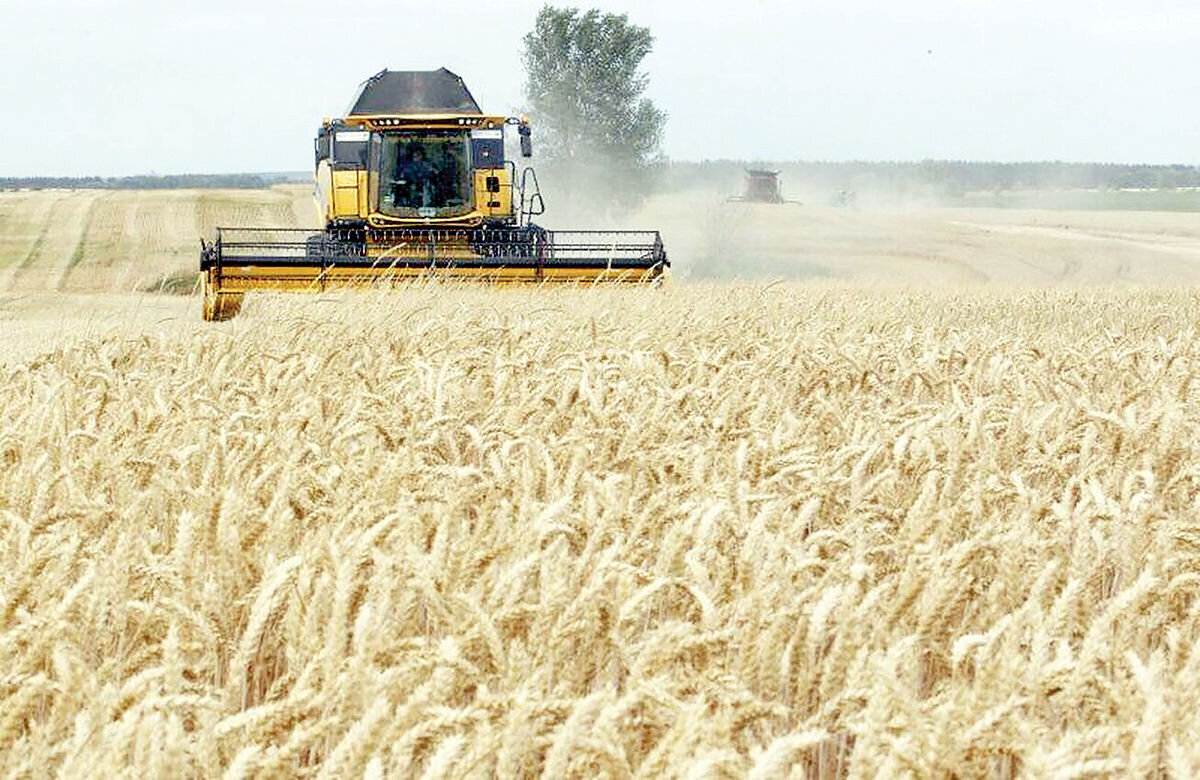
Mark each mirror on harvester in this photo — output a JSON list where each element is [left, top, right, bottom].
[[519, 126, 532, 157]]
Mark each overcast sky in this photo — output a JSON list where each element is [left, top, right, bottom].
[[3, 0, 1198, 176]]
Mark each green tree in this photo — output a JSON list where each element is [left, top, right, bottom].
[[522, 5, 667, 213]]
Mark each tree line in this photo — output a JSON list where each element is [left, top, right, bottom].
[[0, 173, 290, 191], [5, 163, 1197, 195]]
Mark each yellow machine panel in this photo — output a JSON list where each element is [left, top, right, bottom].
[[332, 170, 365, 218], [474, 168, 512, 218]]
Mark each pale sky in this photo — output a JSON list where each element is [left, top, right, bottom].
[[3, 0, 1198, 176]]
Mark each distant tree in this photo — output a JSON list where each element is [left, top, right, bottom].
[[522, 5, 667, 212]]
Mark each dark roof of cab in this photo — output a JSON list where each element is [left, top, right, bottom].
[[346, 68, 483, 116]]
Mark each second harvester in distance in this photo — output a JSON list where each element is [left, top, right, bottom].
[[199, 68, 670, 321]]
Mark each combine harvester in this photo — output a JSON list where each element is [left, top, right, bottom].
[[727, 169, 800, 204], [199, 69, 669, 320]]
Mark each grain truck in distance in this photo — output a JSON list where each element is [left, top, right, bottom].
[[199, 68, 669, 321]]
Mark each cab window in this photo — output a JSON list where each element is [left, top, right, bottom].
[[380, 133, 471, 218], [333, 131, 368, 167]]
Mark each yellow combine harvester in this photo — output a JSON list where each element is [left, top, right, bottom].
[[199, 68, 669, 320]]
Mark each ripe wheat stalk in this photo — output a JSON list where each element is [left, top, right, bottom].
[[2, 282, 1199, 777]]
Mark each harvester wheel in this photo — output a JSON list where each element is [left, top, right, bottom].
[[201, 270, 244, 322]]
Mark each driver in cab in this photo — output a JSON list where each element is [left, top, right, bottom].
[[398, 144, 436, 206], [400, 146, 434, 182]]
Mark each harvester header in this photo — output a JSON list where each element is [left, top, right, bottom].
[[199, 68, 668, 321]]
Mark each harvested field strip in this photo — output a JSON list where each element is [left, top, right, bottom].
[[194, 187, 307, 237], [16, 187, 315, 293], [134, 192, 200, 268], [0, 192, 60, 265], [58, 193, 149, 293], [6, 191, 103, 293], [90, 196, 144, 292], [0, 191, 62, 290], [55, 196, 100, 290], [20, 223, 51, 269], [288, 185, 320, 228]]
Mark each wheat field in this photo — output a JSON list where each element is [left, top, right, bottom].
[[5, 186, 1200, 292], [0, 186, 317, 294], [3, 281, 1200, 777]]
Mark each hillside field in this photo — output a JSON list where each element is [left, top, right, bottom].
[[2, 190, 1200, 776], [0, 186, 318, 295]]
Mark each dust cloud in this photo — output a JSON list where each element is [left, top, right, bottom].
[[520, 155, 1200, 283]]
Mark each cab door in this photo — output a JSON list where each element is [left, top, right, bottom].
[[331, 129, 369, 221], [367, 132, 382, 215]]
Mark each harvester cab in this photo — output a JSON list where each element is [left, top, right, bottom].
[[199, 68, 669, 321]]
